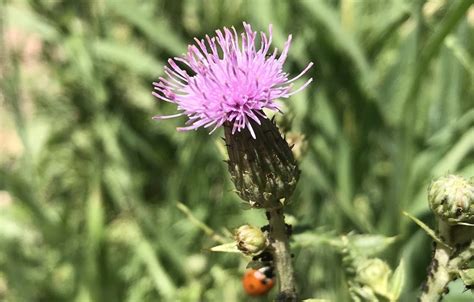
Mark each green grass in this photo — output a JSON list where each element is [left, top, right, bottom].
[[0, 0, 473, 301]]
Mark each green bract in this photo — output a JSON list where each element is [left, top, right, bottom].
[[225, 117, 300, 209]]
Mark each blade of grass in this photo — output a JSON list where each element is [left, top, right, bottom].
[[402, 0, 473, 119], [133, 227, 176, 300], [107, 0, 186, 54]]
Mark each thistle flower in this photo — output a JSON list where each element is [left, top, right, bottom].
[[152, 22, 313, 138]]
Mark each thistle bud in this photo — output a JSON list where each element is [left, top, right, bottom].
[[224, 115, 300, 209], [355, 258, 391, 296], [428, 175, 474, 224], [235, 224, 268, 255]]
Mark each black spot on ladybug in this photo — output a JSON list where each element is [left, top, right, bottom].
[[262, 267, 274, 279]]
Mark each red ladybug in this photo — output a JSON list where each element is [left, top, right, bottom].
[[242, 267, 275, 296]]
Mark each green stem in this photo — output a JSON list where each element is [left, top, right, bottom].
[[176, 202, 227, 244], [267, 209, 298, 302]]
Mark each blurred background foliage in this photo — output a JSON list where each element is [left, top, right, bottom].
[[0, 0, 473, 301]]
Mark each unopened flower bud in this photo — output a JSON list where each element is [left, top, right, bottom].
[[225, 115, 300, 209], [235, 224, 267, 255], [355, 258, 391, 295], [428, 175, 474, 224]]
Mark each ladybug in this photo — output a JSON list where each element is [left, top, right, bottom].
[[242, 267, 275, 296]]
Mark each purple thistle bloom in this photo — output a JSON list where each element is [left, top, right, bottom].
[[152, 22, 313, 138]]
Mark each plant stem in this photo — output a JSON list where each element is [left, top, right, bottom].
[[420, 241, 452, 301], [267, 208, 298, 302], [420, 222, 474, 301]]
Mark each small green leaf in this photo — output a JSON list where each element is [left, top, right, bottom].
[[388, 259, 405, 301], [209, 242, 241, 254], [402, 211, 452, 250]]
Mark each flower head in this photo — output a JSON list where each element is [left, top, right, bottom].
[[152, 22, 313, 138]]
